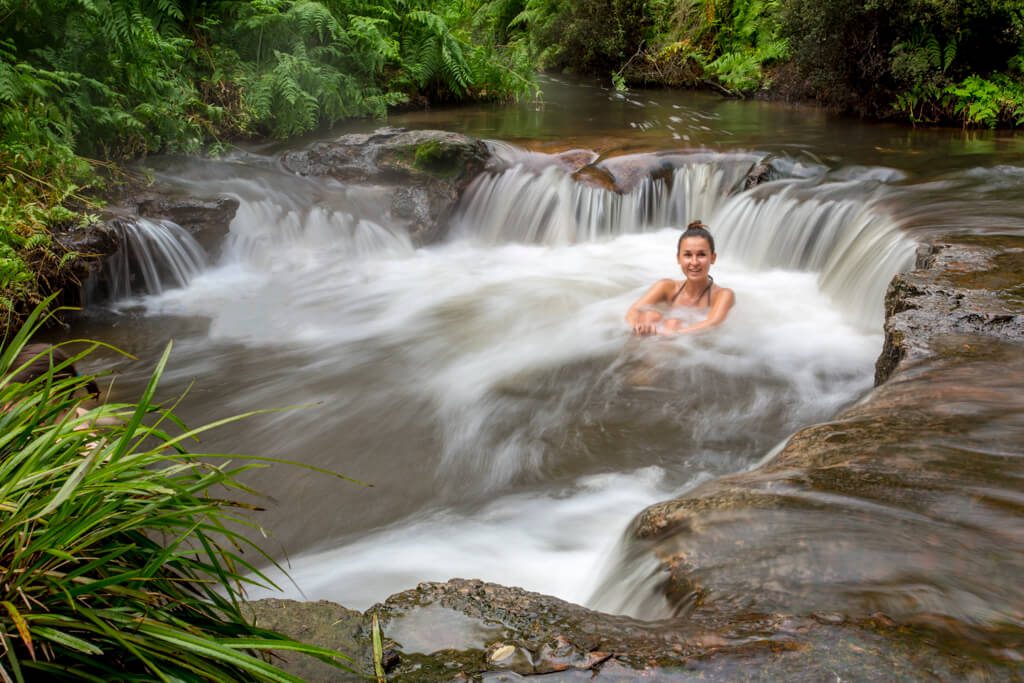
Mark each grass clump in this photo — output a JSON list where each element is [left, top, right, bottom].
[[0, 303, 356, 681]]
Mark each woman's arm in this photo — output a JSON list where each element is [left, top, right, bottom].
[[662, 287, 735, 335], [626, 280, 674, 335]]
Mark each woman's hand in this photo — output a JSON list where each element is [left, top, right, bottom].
[[632, 309, 663, 336], [633, 321, 659, 336]]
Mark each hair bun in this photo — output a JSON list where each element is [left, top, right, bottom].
[[687, 219, 708, 231]]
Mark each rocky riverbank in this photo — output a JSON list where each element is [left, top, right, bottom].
[[247, 234, 1024, 680]]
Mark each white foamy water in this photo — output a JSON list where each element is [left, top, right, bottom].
[[133, 222, 883, 609], [94, 146, 909, 615], [247, 466, 685, 610]]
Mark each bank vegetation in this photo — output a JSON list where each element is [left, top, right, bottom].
[[2, 0, 1023, 322]]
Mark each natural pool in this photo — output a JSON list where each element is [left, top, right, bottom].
[[63, 76, 1024, 675]]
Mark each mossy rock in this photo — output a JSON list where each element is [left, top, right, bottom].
[[375, 130, 489, 181]]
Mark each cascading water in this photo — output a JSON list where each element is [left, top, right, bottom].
[[88, 139, 916, 615], [65, 78, 1024, 676], [453, 147, 915, 329], [86, 216, 207, 303], [452, 150, 757, 244]]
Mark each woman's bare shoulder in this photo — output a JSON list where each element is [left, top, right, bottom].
[[711, 284, 735, 301], [655, 278, 680, 293]]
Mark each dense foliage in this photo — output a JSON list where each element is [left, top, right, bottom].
[[781, 0, 1024, 124], [513, 0, 1024, 123], [0, 303, 357, 681], [0, 0, 537, 322]]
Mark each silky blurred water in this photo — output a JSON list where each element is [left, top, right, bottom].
[[66, 77, 1024, 624]]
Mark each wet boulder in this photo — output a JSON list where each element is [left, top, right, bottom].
[[280, 127, 490, 244], [741, 159, 781, 190], [876, 235, 1024, 384], [554, 148, 600, 173], [50, 219, 123, 301], [136, 195, 240, 256], [596, 153, 677, 193]]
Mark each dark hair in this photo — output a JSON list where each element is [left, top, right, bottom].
[[8, 343, 100, 397], [677, 219, 715, 254]]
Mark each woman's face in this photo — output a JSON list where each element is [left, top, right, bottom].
[[677, 236, 716, 280]]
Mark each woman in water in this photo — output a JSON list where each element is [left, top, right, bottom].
[[625, 220, 735, 336]]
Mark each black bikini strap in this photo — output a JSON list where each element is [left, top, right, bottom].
[[674, 275, 714, 305], [701, 275, 714, 306]]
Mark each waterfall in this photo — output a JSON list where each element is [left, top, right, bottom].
[[452, 152, 755, 244], [713, 181, 916, 328], [452, 149, 916, 329], [88, 216, 207, 303], [221, 194, 413, 268]]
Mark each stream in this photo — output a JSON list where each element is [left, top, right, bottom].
[[63, 77, 1024, 665]]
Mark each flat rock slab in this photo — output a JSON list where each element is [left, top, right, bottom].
[[249, 578, 997, 681], [244, 598, 373, 682], [876, 235, 1024, 384]]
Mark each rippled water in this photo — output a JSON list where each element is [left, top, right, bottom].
[[63, 78, 1024, 663]]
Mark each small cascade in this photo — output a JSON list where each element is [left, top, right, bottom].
[[452, 153, 755, 244], [713, 182, 916, 328], [452, 145, 915, 329], [221, 195, 413, 268], [87, 216, 208, 303]]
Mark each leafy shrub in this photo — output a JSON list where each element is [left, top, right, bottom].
[[0, 303, 356, 681], [524, 0, 651, 75], [707, 49, 765, 91], [945, 74, 1024, 128], [781, 0, 1024, 118], [617, 0, 786, 92]]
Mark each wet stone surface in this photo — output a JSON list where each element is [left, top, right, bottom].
[[875, 235, 1024, 384], [252, 579, 1019, 681], [279, 127, 489, 244]]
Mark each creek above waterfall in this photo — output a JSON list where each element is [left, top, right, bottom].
[[61, 78, 1024, 668]]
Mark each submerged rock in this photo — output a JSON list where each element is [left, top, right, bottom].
[[280, 127, 489, 244]]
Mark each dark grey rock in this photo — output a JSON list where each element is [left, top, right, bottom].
[[252, 578, 996, 681], [875, 236, 1024, 384], [136, 195, 240, 255], [280, 128, 490, 244], [50, 220, 123, 297], [742, 160, 781, 190]]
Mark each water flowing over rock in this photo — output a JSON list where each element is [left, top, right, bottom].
[[49, 193, 237, 306], [136, 194, 240, 256], [280, 127, 490, 244], [610, 233, 1024, 674], [244, 234, 1024, 682]]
